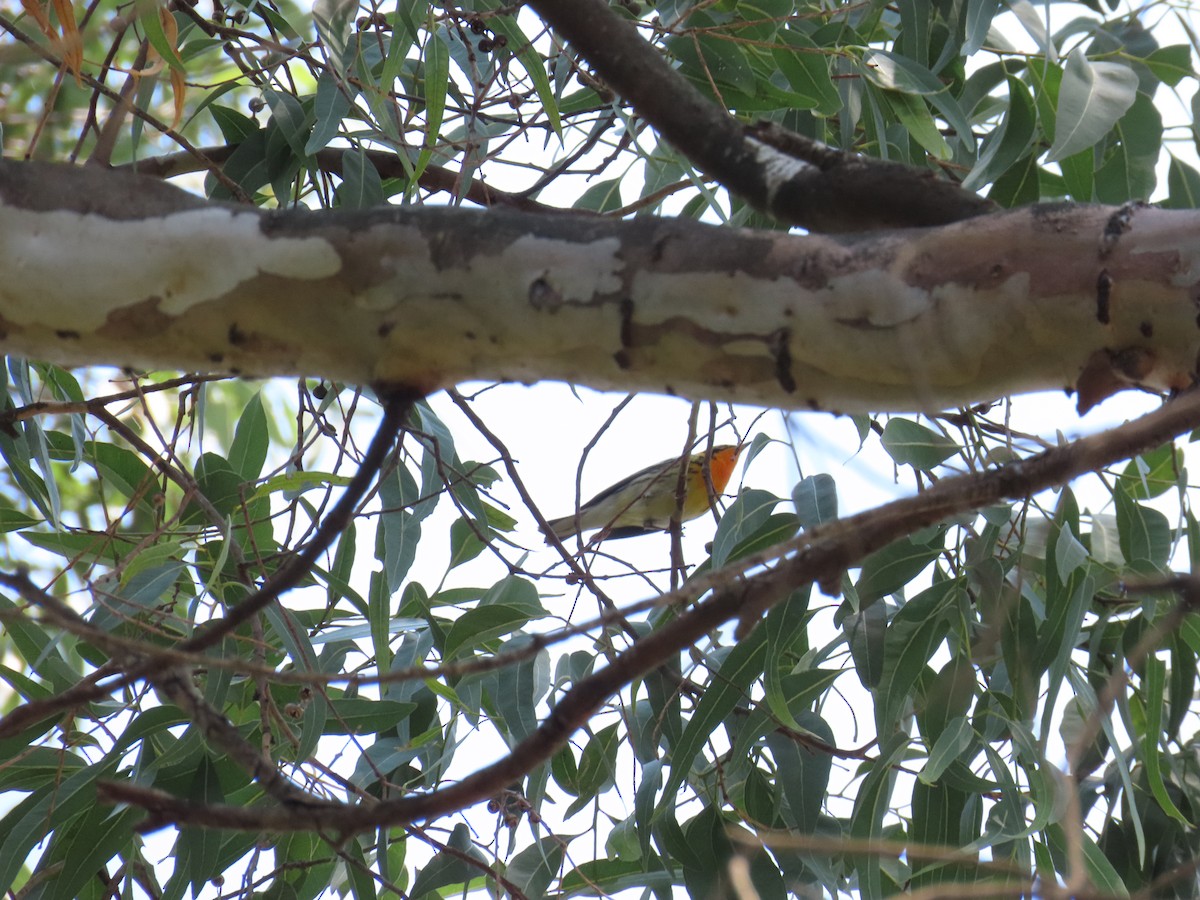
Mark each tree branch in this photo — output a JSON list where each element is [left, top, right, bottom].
[[120, 146, 565, 215], [98, 387, 1200, 833], [0, 390, 415, 741], [179, 388, 416, 654], [525, 0, 994, 231], [3, 161, 1197, 415]]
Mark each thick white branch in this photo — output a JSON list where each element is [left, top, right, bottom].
[[2, 162, 1198, 413]]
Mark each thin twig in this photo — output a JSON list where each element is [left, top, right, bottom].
[[97, 388, 1200, 834]]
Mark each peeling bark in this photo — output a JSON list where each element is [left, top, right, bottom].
[[2, 161, 1199, 413]]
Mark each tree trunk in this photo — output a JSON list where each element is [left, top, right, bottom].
[[3, 161, 1197, 413]]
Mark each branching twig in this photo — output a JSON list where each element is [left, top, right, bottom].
[[524, 0, 994, 231], [120, 146, 565, 214], [97, 389, 1200, 833], [0, 389, 418, 739], [177, 388, 417, 655], [0, 12, 247, 200]]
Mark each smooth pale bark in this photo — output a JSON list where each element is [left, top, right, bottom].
[[2, 160, 1198, 413]]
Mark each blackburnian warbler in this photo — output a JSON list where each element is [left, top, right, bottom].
[[544, 444, 743, 542]]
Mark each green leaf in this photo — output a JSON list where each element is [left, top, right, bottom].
[[408, 824, 487, 897], [880, 419, 959, 469], [0, 425, 55, 526], [551, 744, 581, 797], [1095, 92, 1162, 203], [710, 489, 780, 568], [1167, 633, 1195, 741], [856, 528, 947, 608], [909, 778, 978, 887], [207, 127, 275, 200], [850, 733, 909, 899], [228, 391, 269, 481], [876, 581, 956, 732], [443, 604, 531, 658], [793, 474, 837, 529], [1044, 824, 1129, 895], [1166, 155, 1200, 209], [862, 48, 945, 94], [772, 31, 842, 116], [413, 401, 487, 524], [480, 575, 544, 615], [761, 586, 814, 731], [1046, 49, 1138, 162], [88, 561, 185, 634], [884, 90, 952, 159], [680, 805, 736, 897], [1141, 44, 1194, 87], [337, 147, 386, 209], [574, 178, 625, 214], [254, 469, 353, 499], [919, 716, 973, 785], [263, 87, 313, 158], [305, 72, 353, 154], [180, 756, 225, 895], [0, 508, 40, 533], [312, 0, 356, 80], [377, 461, 421, 593], [486, 634, 547, 744], [634, 758, 664, 860], [209, 104, 258, 144], [1037, 574, 1093, 736], [22, 529, 140, 565], [38, 806, 142, 899], [1139, 655, 1190, 825], [560, 858, 677, 896], [44, 434, 159, 514], [964, 0, 1001, 55], [0, 748, 87, 793], [1054, 524, 1089, 583], [0, 764, 105, 893], [508, 836, 566, 898], [414, 20, 450, 180], [764, 713, 834, 832], [489, 14, 562, 137], [658, 629, 767, 815], [342, 837, 379, 900], [140, 6, 185, 73], [265, 601, 319, 675], [1114, 483, 1172, 571], [447, 516, 487, 569], [1119, 444, 1183, 500], [189, 452, 243, 520], [862, 50, 974, 152], [669, 30, 758, 96], [962, 76, 1037, 192], [988, 152, 1041, 206], [845, 601, 888, 688], [1059, 146, 1096, 202], [326, 698, 417, 734], [575, 722, 621, 798]]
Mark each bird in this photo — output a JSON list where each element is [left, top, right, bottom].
[[543, 443, 743, 542]]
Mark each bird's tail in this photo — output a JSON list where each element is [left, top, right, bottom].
[[542, 515, 577, 541]]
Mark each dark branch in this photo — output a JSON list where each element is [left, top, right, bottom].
[[100, 388, 1200, 833], [0, 389, 417, 740], [525, 0, 994, 231], [178, 387, 417, 654], [120, 146, 566, 215]]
